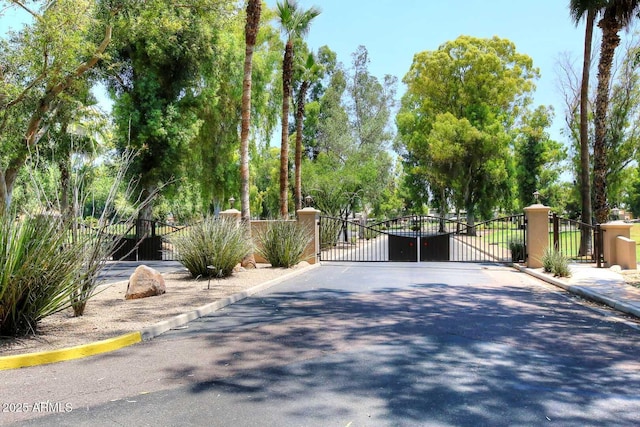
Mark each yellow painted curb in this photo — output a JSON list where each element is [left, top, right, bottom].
[[0, 331, 142, 371]]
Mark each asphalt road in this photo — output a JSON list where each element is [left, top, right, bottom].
[[3, 262, 640, 426]]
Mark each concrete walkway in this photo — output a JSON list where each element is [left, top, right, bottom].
[[516, 263, 640, 319]]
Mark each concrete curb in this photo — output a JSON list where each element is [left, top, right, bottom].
[[0, 332, 142, 371], [0, 263, 321, 370], [513, 264, 640, 319]]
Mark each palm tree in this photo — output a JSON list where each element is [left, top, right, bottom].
[[592, 0, 640, 223], [241, 0, 261, 222], [569, 0, 603, 253], [239, 0, 262, 267], [276, 0, 320, 217], [293, 51, 323, 211]]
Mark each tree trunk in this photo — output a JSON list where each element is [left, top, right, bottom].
[[280, 41, 294, 218], [579, 9, 594, 256], [58, 158, 72, 223], [593, 17, 621, 224], [466, 212, 476, 237], [240, 29, 255, 224], [137, 185, 156, 241], [240, 0, 261, 269], [294, 80, 309, 212]]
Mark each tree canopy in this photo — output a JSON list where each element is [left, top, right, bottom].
[[397, 36, 539, 227]]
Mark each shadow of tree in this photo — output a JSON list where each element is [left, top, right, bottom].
[[152, 263, 640, 426]]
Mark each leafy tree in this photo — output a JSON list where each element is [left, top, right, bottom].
[[303, 46, 396, 221], [105, 0, 231, 223], [293, 49, 323, 211], [514, 106, 567, 209], [397, 36, 538, 232], [275, 0, 320, 217], [0, 0, 113, 211]]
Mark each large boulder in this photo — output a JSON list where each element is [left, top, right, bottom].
[[125, 265, 166, 300]]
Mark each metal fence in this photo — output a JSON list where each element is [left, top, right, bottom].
[[549, 213, 603, 266]]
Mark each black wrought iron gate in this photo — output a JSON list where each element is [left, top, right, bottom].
[[318, 214, 526, 263]]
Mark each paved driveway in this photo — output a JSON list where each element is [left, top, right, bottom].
[[4, 263, 640, 426]]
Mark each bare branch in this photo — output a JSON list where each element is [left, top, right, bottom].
[[9, 0, 43, 22]]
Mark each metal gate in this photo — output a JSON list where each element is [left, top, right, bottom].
[[319, 214, 526, 263], [100, 219, 185, 261]]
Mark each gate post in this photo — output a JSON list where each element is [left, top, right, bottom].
[[524, 204, 551, 268], [600, 221, 634, 268], [219, 208, 241, 223], [297, 207, 320, 265]]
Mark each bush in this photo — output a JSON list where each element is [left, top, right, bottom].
[[541, 248, 571, 277], [508, 239, 525, 263], [169, 216, 252, 278], [0, 214, 84, 336], [255, 220, 312, 268]]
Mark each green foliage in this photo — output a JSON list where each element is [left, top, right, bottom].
[[255, 220, 311, 268], [302, 47, 397, 218], [515, 106, 567, 209], [0, 214, 84, 336], [397, 35, 538, 223], [169, 216, 252, 278], [319, 217, 341, 249], [541, 248, 571, 277], [508, 238, 525, 263], [0, 0, 109, 211]]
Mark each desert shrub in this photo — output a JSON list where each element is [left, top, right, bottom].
[[255, 220, 311, 268], [541, 248, 571, 277], [0, 214, 84, 336], [170, 216, 252, 278]]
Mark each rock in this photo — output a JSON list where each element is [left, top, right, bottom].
[[125, 265, 166, 300], [241, 255, 257, 269]]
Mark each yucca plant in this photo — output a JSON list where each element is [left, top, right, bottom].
[[0, 214, 83, 336], [255, 220, 311, 268], [169, 216, 253, 278]]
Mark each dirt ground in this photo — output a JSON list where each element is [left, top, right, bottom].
[[0, 264, 304, 357]]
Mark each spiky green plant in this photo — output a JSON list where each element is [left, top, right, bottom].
[[541, 248, 571, 277], [170, 216, 253, 278], [255, 220, 311, 268], [0, 214, 84, 336]]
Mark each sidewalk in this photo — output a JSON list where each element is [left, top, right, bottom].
[[515, 263, 640, 319]]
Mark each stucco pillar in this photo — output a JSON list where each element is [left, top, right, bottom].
[[600, 221, 633, 268], [524, 204, 551, 268], [297, 207, 320, 265], [219, 208, 241, 223]]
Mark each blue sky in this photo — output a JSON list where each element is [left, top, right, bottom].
[[266, 0, 593, 143]]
